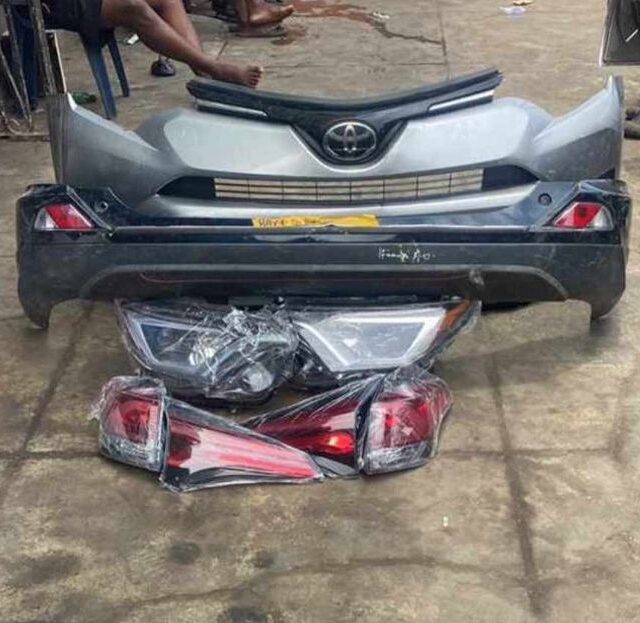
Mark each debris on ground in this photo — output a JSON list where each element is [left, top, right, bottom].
[[500, 6, 527, 16], [71, 92, 97, 105]]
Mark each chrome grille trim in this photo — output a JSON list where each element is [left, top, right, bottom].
[[212, 169, 485, 204], [141, 185, 538, 220]]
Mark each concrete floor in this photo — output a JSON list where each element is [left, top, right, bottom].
[[2, 0, 640, 621]]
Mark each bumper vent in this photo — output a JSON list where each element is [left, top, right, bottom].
[[158, 167, 536, 205], [214, 170, 483, 203]]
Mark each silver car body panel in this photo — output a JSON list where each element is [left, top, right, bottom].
[[47, 77, 623, 216]]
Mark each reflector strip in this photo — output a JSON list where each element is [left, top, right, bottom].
[[552, 202, 612, 230], [34, 203, 94, 231]]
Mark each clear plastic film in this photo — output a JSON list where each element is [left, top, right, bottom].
[[161, 399, 324, 492], [358, 366, 453, 475], [116, 300, 299, 404], [245, 365, 452, 477], [244, 375, 385, 477], [92, 376, 324, 490], [90, 376, 166, 472], [290, 300, 480, 388], [92, 366, 452, 487]]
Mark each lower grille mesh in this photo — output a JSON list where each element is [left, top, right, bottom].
[[212, 170, 484, 204]]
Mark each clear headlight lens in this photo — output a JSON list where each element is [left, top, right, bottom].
[[116, 299, 478, 398], [117, 300, 298, 403], [291, 301, 479, 383]]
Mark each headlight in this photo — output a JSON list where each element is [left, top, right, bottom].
[[291, 301, 479, 387], [116, 300, 298, 403]]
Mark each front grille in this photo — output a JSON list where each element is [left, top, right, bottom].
[[158, 166, 537, 205], [213, 170, 484, 204]]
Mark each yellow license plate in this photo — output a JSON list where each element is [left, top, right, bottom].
[[252, 215, 379, 229]]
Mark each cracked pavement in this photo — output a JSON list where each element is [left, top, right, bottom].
[[2, 1, 640, 621]]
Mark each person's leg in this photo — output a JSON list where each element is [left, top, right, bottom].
[[234, 0, 293, 27], [101, 0, 263, 85], [143, 0, 201, 50]]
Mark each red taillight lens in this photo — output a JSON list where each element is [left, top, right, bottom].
[[244, 377, 383, 475], [552, 202, 611, 230], [162, 408, 323, 491], [97, 379, 165, 472], [95, 377, 322, 490], [105, 393, 160, 444], [372, 394, 438, 446], [361, 369, 452, 475], [287, 430, 356, 457], [247, 400, 359, 465], [34, 203, 94, 231]]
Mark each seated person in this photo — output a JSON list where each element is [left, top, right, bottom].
[[43, 0, 293, 87]]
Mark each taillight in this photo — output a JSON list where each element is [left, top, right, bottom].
[[551, 202, 612, 230], [94, 367, 453, 487], [94, 376, 324, 490], [360, 368, 452, 475], [94, 377, 165, 471], [288, 430, 355, 457], [246, 367, 452, 477], [244, 377, 383, 476], [161, 401, 324, 491], [34, 203, 94, 231]]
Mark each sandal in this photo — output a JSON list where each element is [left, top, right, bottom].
[[150, 57, 177, 77], [210, 0, 238, 22], [231, 23, 288, 37]]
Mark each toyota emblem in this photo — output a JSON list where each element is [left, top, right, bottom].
[[322, 121, 378, 162]]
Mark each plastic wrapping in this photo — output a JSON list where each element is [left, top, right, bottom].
[[116, 300, 299, 404], [290, 300, 480, 388], [358, 366, 452, 475], [244, 375, 384, 477], [91, 376, 166, 472], [161, 399, 324, 492], [98, 298, 465, 487], [92, 376, 324, 490], [246, 365, 452, 477]]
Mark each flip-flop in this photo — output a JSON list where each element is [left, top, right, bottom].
[[231, 23, 288, 38], [210, 0, 238, 22], [150, 57, 177, 77]]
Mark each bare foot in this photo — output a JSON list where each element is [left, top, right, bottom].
[[247, 0, 294, 26], [206, 62, 263, 88]]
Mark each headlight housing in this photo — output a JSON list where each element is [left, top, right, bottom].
[[291, 300, 479, 388], [116, 300, 298, 404]]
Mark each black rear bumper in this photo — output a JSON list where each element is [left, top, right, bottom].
[[16, 184, 631, 328], [18, 236, 627, 327]]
